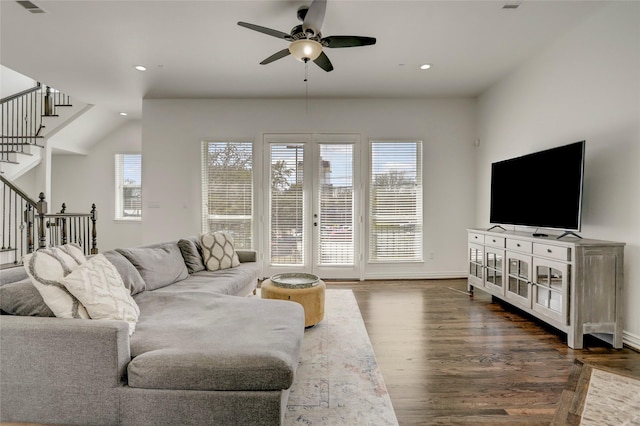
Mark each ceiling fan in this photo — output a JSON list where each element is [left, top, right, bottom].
[[237, 0, 376, 72]]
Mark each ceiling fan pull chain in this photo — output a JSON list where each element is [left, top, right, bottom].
[[305, 60, 309, 115]]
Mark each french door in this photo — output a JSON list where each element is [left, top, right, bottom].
[[262, 133, 361, 279]]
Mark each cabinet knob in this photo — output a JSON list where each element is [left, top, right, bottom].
[[547, 249, 552, 253], [516, 243, 521, 247]]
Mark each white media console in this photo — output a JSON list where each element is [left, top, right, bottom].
[[467, 228, 624, 349]]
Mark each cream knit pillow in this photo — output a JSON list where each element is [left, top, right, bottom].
[[23, 244, 89, 319], [61, 254, 140, 335]]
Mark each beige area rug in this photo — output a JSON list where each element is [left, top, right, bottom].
[[257, 288, 398, 425], [580, 368, 640, 425]]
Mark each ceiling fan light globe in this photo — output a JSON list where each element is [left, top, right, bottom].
[[289, 39, 322, 62]]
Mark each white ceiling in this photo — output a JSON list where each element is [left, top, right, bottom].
[[1, 0, 606, 120]]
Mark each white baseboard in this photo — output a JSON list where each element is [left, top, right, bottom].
[[363, 271, 467, 280], [623, 330, 640, 351]]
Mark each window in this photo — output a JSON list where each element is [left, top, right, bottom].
[[369, 141, 422, 262], [201, 141, 253, 249], [115, 153, 142, 220]]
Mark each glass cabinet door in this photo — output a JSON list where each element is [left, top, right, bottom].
[[505, 251, 532, 308], [468, 244, 484, 286], [532, 258, 568, 325], [484, 247, 504, 296]]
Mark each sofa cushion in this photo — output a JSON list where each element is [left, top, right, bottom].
[[0, 266, 28, 285], [128, 292, 304, 392], [177, 237, 205, 274], [0, 279, 55, 317], [102, 250, 146, 295], [153, 262, 260, 297], [61, 254, 140, 335], [117, 243, 188, 291], [200, 232, 240, 271], [23, 244, 90, 319]]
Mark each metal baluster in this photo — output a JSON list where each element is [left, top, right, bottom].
[[2, 184, 6, 249], [91, 204, 97, 254]]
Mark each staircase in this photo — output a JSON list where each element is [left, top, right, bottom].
[[1, 82, 99, 267], [0, 82, 82, 178]]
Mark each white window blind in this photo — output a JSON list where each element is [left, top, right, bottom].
[[369, 141, 423, 262], [115, 153, 142, 221], [201, 142, 253, 249], [270, 144, 304, 265], [318, 144, 354, 265]]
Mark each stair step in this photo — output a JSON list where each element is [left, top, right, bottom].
[[0, 247, 18, 269], [56, 104, 73, 107], [0, 136, 44, 139], [0, 151, 34, 155], [0, 142, 45, 147], [0, 262, 22, 270], [0, 159, 19, 164], [42, 114, 60, 118]]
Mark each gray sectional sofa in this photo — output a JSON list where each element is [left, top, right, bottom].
[[0, 238, 305, 425]]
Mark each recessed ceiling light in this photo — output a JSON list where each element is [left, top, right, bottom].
[[420, 64, 432, 70], [134, 65, 147, 71], [119, 112, 128, 116]]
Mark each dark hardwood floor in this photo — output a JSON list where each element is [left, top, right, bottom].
[[328, 279, 640, 425]]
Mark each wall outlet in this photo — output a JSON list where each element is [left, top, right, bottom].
[[429, 252, 435, 260]]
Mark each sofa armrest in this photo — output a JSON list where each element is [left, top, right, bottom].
[[236, 249, 257, 263], [1, 316, 130, 423]]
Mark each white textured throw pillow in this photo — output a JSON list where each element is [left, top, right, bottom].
[[23, 244, 90, 319], [200, 231, 240, 271], [61, 254, 140, 335]]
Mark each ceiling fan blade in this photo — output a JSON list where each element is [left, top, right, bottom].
[[302, 0, 326, 36], [260, 49, 291, 65], [237, 22, 291, 40], [322, 36, 377, 48], [313, 51, 334, 72]]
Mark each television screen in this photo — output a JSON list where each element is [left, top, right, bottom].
[[490, 141, 585, 231]]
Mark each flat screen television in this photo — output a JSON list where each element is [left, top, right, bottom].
[[489, 140, 585, 233]]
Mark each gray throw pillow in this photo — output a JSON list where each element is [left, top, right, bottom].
[[116, 243, 188, 291], [0, 279, 55, 317], [178, 238, 205, 274], [103, 250, 146, 295]]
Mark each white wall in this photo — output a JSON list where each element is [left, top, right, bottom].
[[476, 3, 640, 345], [0, 65, 35, 98], [142, 98, 477, 278], [51, 120, 143, 251]]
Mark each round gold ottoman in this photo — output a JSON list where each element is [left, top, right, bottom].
[[261, 274, 325, 327]]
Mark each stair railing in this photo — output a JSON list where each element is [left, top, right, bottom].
[[1, 175, 97, 267], [1, 82, 72, 165]]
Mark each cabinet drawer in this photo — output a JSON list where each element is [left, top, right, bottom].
[[506, 239, 532, 253], [468, 233, 484, 244], [533, 243, 570, 261], [485, 236, 505, 248]]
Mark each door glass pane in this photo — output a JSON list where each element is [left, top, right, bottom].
[[549, 291, 562, 312], [550, 267, 563, 291], [508, 277, 518, 293], [270, 144, 304, 265], [536, 266, 550, 286], [487, 252, 495, 268], [318, 144, 354, 265], [518, 281, 528, 298], [536, 287, 549, 308], [509, 259, 518, 275]]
